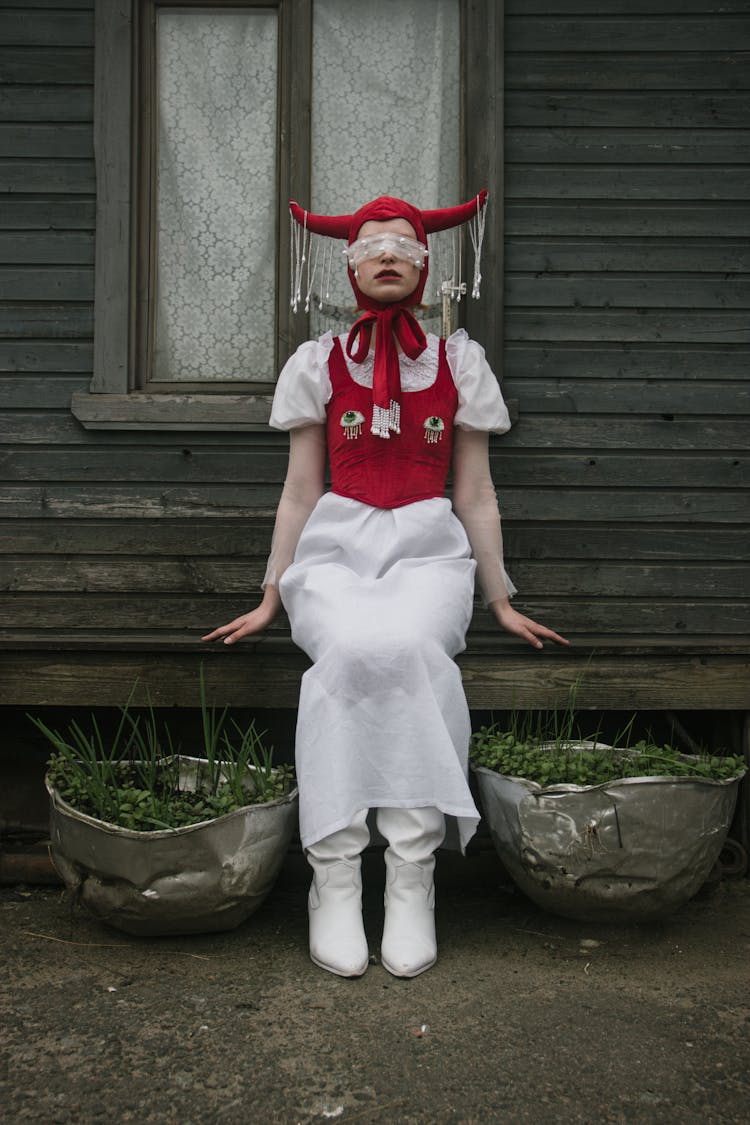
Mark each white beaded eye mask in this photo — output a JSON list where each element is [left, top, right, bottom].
[[344, 232, 428, 270]]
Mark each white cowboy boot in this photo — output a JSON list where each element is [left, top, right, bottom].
[[376, 806, 446, 978], [306, 809, 370, 977]]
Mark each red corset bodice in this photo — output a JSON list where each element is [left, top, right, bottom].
[[326, 336, 458, 510]]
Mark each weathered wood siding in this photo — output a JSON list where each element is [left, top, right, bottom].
[[500, 0, 750, 645], [0, 1, 748, 709]]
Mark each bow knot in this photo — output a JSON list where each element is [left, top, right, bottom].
[[346, 308, 427, 436]]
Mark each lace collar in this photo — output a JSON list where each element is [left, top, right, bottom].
[[338, 332, 440, 392]]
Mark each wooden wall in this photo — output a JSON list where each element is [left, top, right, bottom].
[[0, 1, 748, 710], [499, 0, 749, 647]]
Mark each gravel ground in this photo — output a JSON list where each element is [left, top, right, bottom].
[[2, 850, 750, 1125]]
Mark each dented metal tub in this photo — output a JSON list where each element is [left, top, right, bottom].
[[46, 756, 299, 936], [474, 756, 743, 922]]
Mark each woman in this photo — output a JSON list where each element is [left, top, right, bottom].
[[204, 192, 568, 979]]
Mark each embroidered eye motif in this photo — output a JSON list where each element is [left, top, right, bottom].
[[341, 410, 365, 440], [423, 416, 445, 444]]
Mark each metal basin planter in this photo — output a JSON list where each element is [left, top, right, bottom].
[[46, 755, 299, 936], [473, 743, 744, 922]]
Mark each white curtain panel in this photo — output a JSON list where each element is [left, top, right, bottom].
[[154, 8, 278, 382], [310, 0, 460, 338]]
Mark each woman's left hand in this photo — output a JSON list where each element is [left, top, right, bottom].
[[489, 598, 570, 650]]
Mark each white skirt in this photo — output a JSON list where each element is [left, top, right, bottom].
[[279, 492, 481, 851]]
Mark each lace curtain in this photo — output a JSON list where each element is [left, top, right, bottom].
[[153, 8, 278, 382], [152, 1, 460, 382], [310, 0, 460, 340]]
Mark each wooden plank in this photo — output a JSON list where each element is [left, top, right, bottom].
[[506, 239, 750, 273], [506, 91, 750, 128], [0, 445, 291, 481], [0, 160, 95, 194], [2, 649, 748, 709], [0, 518, 277, 557], [506, 166, 750, 202], [505, 274, 750, 310], [0, 520, 747, 564], [0, 374, 85, 408], [505, 202, 750, 237], [505, 51, 750, 91], [20, 519, 750, 563], [0, 86, 93, 121], [0, 267, 93, 300], [0, 48, 94, 84], [3, 442, 744, 486], [500, 415, 750, 451], [2, 557, 746, 600], [504, 525, 750, 563], [507, 1, 750, 13], [506, 129, 750, 164], [0, 11, 94, 46], [0, 481, 746, 522], [3, 409, 749, 452], [0, 198, 95, 230], [70, 392, 277, 430], [503, 343, 750, 381], [504, 309, 750, 343], [457, 654, 750, 711], [0, 304, 92, 336], [0, 484, 283, 519], [505, 17, 750, 52], [0, 231, 94, 264], [0, 341, 92, 371], [0, 592, 747, 637], [504, 379, 750, 416], [0, 123, 92, 157], [492, 449, 749, 486]]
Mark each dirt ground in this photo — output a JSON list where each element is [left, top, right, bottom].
[[2, 849, 750, 1125]]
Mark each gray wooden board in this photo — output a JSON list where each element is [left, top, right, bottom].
[[2, 520, 745, 562], [0, 124, 92, 158], [0, 594, 747, 636], [505, 17, 750, 52], [0, 446, 746, 489], [505, 52, 750, 90], [506, 240, 750, 272], [0, 160, 95, 194], [1, 558, 745, 599], [505, 203, 750, 237], [505, 92, 750, 128], [503, 344, 750, 380], [505, 275, 750, 309], [2, 650, 747, 710], [0, 232, 94, 264], [506, 129, 750, 164], [0, 11, 94, 46], [0, 48, 94, 84], [2, 413, 749, 453], [506, 167, 750, 202], [0, 483, 745, 523], [0, 198, 94, 229], [0, 86, 93, 121]]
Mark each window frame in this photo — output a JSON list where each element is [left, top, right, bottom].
[[72, 0, 502, 431]]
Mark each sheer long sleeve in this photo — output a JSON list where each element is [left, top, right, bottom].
[[451, 428, 516, 606], [262, 425, 327, 589]]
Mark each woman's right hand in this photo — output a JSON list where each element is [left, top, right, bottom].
[[201, 586, 282, 646]]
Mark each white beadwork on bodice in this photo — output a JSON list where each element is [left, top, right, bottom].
[[339, 333, 440, 392]]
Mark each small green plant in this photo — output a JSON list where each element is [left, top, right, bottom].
[[31, 669, 294, 831], [470, 720, 744, 787]]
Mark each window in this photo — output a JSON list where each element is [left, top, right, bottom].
[[72, 0, 502, 430]]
